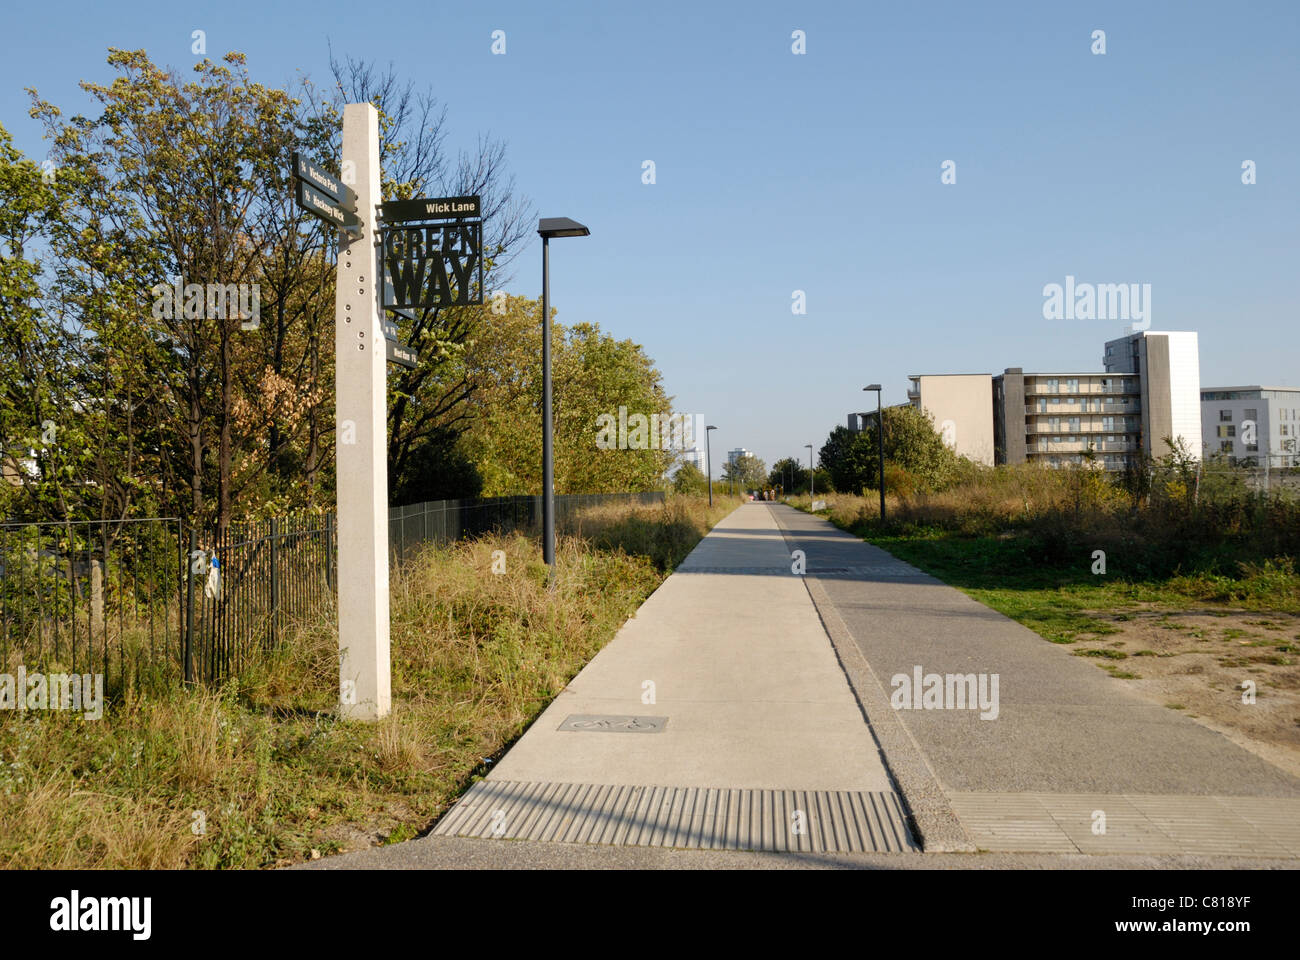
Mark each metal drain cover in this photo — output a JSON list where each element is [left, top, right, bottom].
[[558, 714, 668, 733]]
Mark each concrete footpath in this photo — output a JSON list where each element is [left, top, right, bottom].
[[427, 502, 915, 853], [302, 503, 1300, 868]]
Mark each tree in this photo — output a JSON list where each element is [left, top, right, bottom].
[[721, 453, 766, 491], [671, 461, 708, 495], [19, 46, 533, 529], [0, 121, 73, 523], [768, 457, 808, 492], [818, 426, 877, 494], [457, 295, 675, 495], [871, 405, 960, 490], [30, 50, 324, 530], [816, 406, 960, 497]]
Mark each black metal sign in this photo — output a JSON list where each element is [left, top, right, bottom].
[[380, 194, 480, 223], [291, 152, 361, 236], [297, 180, 361, 234], [292, 152, 357, 210], [380, 219, 483, 310], [385, 339, 418, 369]]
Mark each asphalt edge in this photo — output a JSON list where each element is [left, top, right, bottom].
[[768, 504, 977, 853]]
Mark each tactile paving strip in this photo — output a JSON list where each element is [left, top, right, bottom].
[[948, 793, 1300, 857], [433, 781, 919, 852]]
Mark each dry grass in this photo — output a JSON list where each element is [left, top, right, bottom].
[[0, 494, 735, 869]]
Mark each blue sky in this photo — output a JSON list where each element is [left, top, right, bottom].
[[3, 0, 1297, 474]]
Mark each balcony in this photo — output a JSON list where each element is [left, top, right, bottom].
[[1023, 382, 1139, 397]]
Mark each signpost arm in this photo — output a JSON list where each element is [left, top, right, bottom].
[[335, 102, 391, 720]]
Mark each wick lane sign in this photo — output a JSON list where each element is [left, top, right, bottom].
[[380, 194, 480, 223]]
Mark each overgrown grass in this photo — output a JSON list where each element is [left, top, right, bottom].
[[789, 466, 1300, 648], [0, 494, 738, 869]]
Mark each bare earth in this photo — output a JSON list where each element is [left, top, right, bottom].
[[1075, 607, 1300, 778]]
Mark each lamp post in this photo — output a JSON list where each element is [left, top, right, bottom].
[[865, 384, 884, 521], [705, 425, 717, 506], [538, 217, 590, 576], [805, 444, 814, 500]]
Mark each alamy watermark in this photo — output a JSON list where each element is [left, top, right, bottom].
[[890, 666, 999, 720], [0, 668, 104, 720], [151, 276, 260, 330], [1042, 275, 1150, 330], [595, 408, 705, 451], [50, 890, 150, 940]]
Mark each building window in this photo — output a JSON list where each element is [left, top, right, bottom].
[[1069, 417, 1080, 431], [1244, 408, 1258, 421], [1050, 397, 1061, 405], [1102, 417, 1115, 431], [1066, 378, 1079, 392], [1046, 378, 1059, 392], [1220, 440, 1233, 452], [1220, 409, 1232, 421]]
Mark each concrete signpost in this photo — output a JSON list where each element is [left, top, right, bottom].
[[293, 105, 390, 721], [289, 108, 486, 721]]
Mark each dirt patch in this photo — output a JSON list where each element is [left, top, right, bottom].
[[1070, 607, 1300, 777]]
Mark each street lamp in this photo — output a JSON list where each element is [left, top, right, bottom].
[[805, 444, 814, 500], [538, 217, 590, 576], [864, 384, 885, 521], [705, 425, 717, 507]]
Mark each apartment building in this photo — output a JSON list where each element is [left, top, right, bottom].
[[677, 447, 708, 474], [1200, 386, 1300, 467], [1102, 331, 1202, 461], [903, 374, 996, 465], [994, 369, 1142, 470], [844, 333, 1202, 473]]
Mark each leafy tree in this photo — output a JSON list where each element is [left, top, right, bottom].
[[865, 406, 959, 492], [671, 461, 708, 495], [768, 457, 808, 492], [457, 295, 674, 494], [818, 426, 877, 494], [0, 121, 72, 522], [17, 47, 531, 529], [721, 453, 766, 491]]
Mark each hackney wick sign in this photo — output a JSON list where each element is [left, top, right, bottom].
[[292, 151, 360, 237], [379, 195, 484, 311]]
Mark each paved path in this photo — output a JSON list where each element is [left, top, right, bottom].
[[430, 503, 914, 853], [308, 502, 1300, 866], [770, 504, 1300, 856]]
